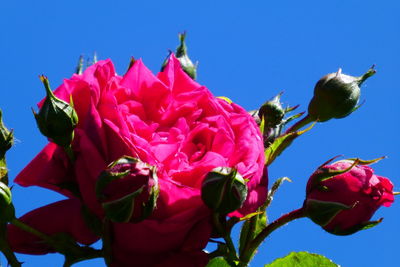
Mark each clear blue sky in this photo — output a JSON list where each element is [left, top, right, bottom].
[[1, 1, 399, 266]]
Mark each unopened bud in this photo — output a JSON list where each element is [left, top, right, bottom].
[[161, 32, 197, 79], [33, 76, 78, 147], [96, 156, 159, 223], [201, 167, 248, 214], [0, 110, 13, 159], [308, 67, 376, 122], [0, 181, 15, 222]]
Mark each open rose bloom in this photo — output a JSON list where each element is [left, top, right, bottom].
[[8, 55, 266, 266]]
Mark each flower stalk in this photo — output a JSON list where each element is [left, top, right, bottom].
[[238, 208, 306, 267]]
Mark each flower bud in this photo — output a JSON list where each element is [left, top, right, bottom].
[[33, 76, 78, 147], [96, 156, 159, 223], [304, 158, 394, 235], [258, 93, 285, 128], [0, 109, 13, 159], [308, 66, 376, 122], [162, 32, 197, 79], [201, 167, 248, 214], [0, 181, 15, 222]]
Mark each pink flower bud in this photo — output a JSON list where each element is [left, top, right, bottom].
[[96, 156, 159, 223], [304, 159, 394, 235]]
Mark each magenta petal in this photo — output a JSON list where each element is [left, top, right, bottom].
[[14, 143, 75, 198], [7, 199, 99, 255]]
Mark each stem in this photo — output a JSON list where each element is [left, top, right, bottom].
[[212, 213, 238, 263], [102, 219, 112, 267], [238, 208, 306, 267], [284, 114, 313, 134], [10, 218, 53, 244], [0, 222, 21, 267]]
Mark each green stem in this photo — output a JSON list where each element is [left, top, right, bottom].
[[10, 218, 53, 244], [212, 213, 238, 264], [284, 114, 313, 134], [102, 219, 112, 267], [0, 222, 21, 267], [238, 208, 306, 267]]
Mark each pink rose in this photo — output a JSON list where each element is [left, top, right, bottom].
[[304, 159, 394, 235], [10, 55, 266, 265]]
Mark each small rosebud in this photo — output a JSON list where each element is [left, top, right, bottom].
[[162, 32, 197, 79], [96, 156, 159, 223], [259, 93, 285, 128], [201, 167, 248, 214], [304, 158, 394, 235], [257, 93, 301, 146], [308, 66, 376, 122], [0, 109, 13, 159], [33, 76, 78, 148], [0, 181, 15, 222]]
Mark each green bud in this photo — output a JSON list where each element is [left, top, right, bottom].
[[0, 109, 13, 159], [0, 181, 15, 222], [308, 66, 376, 122], [33, 75, 79, 147], [258, 93, 285, 128], [161, 32, 197, 79], [201, 167, 248, 214], [96, 156, 159, 223]]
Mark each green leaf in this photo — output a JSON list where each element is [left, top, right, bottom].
[[206, 257, 233, 267], [264, 123, 314, 166], [264, 177, 292, 209], [264, 251, 339, 267]]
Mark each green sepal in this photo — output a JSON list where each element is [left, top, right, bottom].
[[201, 167, 248, 215], [95, 169, 130, 200], [264, 251, 339, 267], [0, 181, 15, 222], [264, 177, 292, 210], [34, 75, 78, 148], [345, 156, 385, 166], [161, 32, 197, 79], [357, 65, 376, 85], [75, 55, 84, 75], [175, 32, 197, 79], [283, 111, 303, 125], [330, 218, 383, 236], [0, 109, 14, 159], [264, 122, 314, 166], [133, 173, 159, 223], [304, 199, 351, 227], [102, 186, 144, 223], [258, 92, 285, 128], [306, 157, 360, 194]]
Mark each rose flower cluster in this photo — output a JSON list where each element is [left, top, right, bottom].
[[0, 41, 394, 267], [7, 55, 266, 266]]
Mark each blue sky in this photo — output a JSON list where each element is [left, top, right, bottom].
[[1, 1, 399, 266]]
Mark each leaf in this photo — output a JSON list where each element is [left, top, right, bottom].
[[264, 251, 339, 267], [264, 177, 292, 209], [264, 123, 314, 166], [206, 257, 233, 267]]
